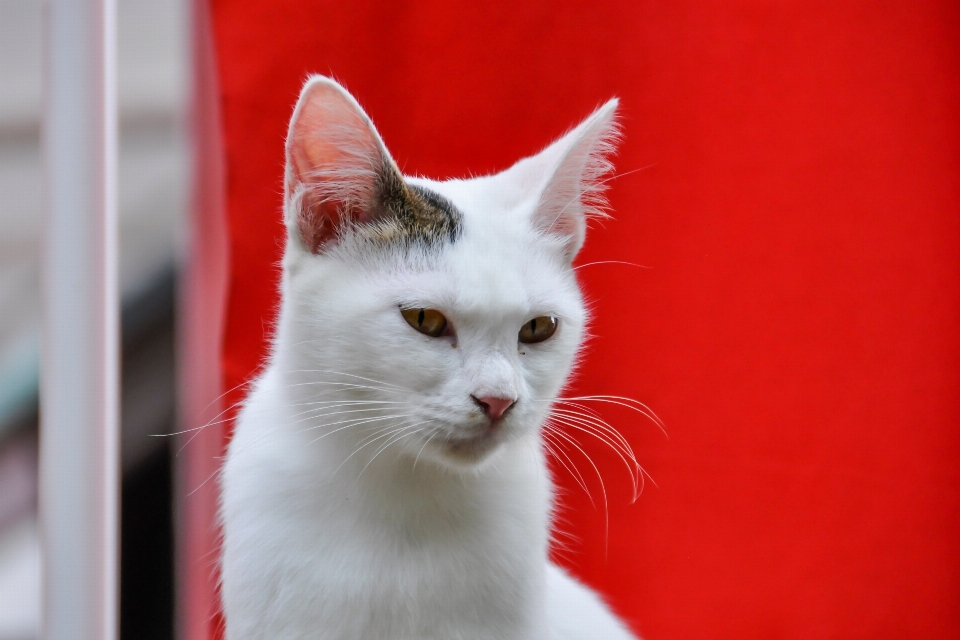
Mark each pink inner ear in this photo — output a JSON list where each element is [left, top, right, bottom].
[[534, 174, 588, 259], [547, 208, 583, 237], [296, 197, 335, 254], [286, 79, 385, 253], [540, 202, 586, 260]]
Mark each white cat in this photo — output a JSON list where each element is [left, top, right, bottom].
[[220, 75, 639, 640]]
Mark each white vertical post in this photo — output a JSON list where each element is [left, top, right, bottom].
[[40, 0, 119, 637]]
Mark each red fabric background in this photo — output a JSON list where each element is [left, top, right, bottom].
[[209, 1, 960, 637]]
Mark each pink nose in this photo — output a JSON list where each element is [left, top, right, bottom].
[[472, 395, 516, 421]]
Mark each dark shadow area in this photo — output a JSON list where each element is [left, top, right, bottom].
[[119, 269, 177, 640], [121, 444, 174, 640]]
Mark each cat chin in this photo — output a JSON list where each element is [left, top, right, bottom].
[[410, 431, 509, 471]]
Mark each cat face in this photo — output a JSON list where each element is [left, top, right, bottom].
[[277, 77, 618, 470]]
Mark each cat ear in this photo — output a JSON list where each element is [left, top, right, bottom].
[[284, 76, 399, 253], [524, 99, 620, 261]]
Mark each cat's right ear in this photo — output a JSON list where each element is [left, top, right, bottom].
[[284, 76, 395, 253]]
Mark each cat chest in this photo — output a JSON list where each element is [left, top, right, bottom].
[[260, 496, 547, 618], [280, 533, 545, 637]]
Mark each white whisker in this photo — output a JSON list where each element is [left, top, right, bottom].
[[359, 423, 430, 478], [542, 424, 610, 554], [330, 422, 418, 477], [413, 428, 440, 470], [284, 380, 408, 395], [554, 395, 667, 437], [547, 414, 640, 500], [233, 414, 412, 461], [541, 429, 594, 505], [549, 408, 636, 458], [284, 369, 407, 390]]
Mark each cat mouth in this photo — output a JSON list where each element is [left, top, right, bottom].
[[439, 429, 503, 461]]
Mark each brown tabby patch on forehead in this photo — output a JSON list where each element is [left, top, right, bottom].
[[359, 168, 462, 247]]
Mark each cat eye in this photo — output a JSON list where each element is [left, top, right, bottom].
[[518, 316, 558, 344], [401, 307, 448, 338]]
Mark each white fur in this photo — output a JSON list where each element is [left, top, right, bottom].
[[221, 76, 638, 639]]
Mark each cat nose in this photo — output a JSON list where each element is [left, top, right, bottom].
[[471, 395, 516, 421]]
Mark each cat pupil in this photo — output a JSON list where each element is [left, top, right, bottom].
[[518, 315, 558, 344], [401, 307, 448, 338]]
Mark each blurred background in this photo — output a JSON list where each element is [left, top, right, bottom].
[[0, 0, 188, 637], [1, 2, 958, 640]]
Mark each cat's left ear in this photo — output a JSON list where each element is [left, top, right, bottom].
[[523, 99, 620, 262]]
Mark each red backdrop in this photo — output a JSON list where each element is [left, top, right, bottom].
[[204, 1, 960, 637]]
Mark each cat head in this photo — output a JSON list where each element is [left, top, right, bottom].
[[277, 75, 619, 471]]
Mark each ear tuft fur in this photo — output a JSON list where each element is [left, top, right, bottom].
[[531, 99, 621, 260]]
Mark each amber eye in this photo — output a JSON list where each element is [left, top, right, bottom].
[[518, 316, 558, 344], [400, 307, 448, 338]]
